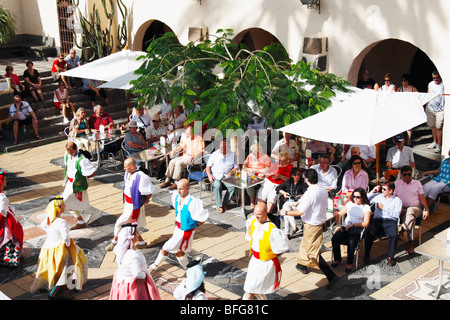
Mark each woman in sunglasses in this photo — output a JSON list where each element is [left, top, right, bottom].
[[331, 187, 371, 272], [341, 155, 369, 194]]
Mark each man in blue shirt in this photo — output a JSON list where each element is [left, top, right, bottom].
[[364, 181, 402, 266], [206, 139, 238, 213]]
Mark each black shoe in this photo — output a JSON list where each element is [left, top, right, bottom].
[[295, 264, 308, 274], [331, 259, 342, 268], [326, 275, 339, 290], [364, 255, 370, 265]]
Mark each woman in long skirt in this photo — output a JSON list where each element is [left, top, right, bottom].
[[0, 171, 24, 267], [110, 223, 161, 300], [31, 197, 88, 299]]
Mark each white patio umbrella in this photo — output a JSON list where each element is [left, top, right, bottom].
[[61, 49, 146, 82], [279, 89, 440, 182], [61, 49, 147, 119]]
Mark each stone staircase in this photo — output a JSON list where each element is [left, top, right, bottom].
[[0, 66, 136, 153]]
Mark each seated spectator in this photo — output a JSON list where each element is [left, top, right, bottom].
[[123, 121, 148, 155], [69, 107, 91, 152], [167, 105, 187, 143], [82, 78, 111, 107], [9, 95, 42, 145], [378, 73, 396, 92], [54, 82, 76, 124], [206, 139, 239, 213], [242, 143, 272, 208], [331, 187, 371, 272], [156, 100, 172, 119], [341, 145, 376, 167], [306, 139, 336, 163], [146, 113, 167, 145], [394, 166, 429, 255], [65, 48, 82, 88], [51, 53, 70, 88], [357, 68, 379, 90], [4, 65, 25, 99], [341, 155, 369, 194], [276, 167, 308, 237], [422, 148, 450, 209], [161, 123, 205, 190], [129, 107, 152, 133], [89, 105, 114, 132], [23, 60, 44, 102], [364, 182, 402, 266], [271, 132, 298, 164], [385, 134, 416, 181], [310, 154, 338, 197], [257, 151, 293, 214]]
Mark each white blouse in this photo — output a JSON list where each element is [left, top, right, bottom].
[[115, 249, 149, 282], [40, 217, 71, 249]]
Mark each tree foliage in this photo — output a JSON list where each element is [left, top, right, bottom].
[[131, 29, 352, 135], [0, 5, 15, 45]]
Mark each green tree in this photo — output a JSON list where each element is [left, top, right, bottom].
[[0, 5, 15, 45], [131, 29, 351, 135]]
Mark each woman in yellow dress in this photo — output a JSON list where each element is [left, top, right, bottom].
[[31, 197, 88, 299]]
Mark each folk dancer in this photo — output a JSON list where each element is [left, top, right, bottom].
[[62, 142, 96, 230], [0, 171, 24, 267], [31, 197, 88, 299], [149, 179, 209, 274], [109, 223, 161, 300], [106, 158, 153, 251], [243, 203, 290, 300]]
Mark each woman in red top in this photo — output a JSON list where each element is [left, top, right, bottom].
[[4, 66, 26, 99], [51, 54, 71, 89], [257, 151, 293, 214]]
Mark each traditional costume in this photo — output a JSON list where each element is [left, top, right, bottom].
[[0, 173, 24, 267], [173, 258, 207, 300], [62, 150, 96, 227], [150, 192, 209, 271], [31, 198, 88, 298], [243, 216, 289, 297], [110, 225, 161, 300]]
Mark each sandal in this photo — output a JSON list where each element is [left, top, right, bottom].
[[13, 139, 18, 145], [217, 207, 224, 214], [35, 135, 42, 140]]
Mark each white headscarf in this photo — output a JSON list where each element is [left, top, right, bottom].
[[113, 224, 136, 266]]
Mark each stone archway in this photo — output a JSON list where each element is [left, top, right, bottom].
[[232, 28, 282, 52], [133, 20, 178, 52], [348, 39, 438, 92]]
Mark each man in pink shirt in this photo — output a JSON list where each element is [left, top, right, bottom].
[[394, 165, 429, 255]]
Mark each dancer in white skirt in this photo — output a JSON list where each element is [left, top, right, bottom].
[[106, 158, 154, 251], [149, 179, 209, 274], [243, 203, 289, 300], [62, 142, 96, 230]]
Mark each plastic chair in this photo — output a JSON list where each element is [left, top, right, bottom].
[[187, 154, 210, 198], [121, 139, 131, 159]]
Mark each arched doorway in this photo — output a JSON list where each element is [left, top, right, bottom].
[[348, 39, 438, 92], [232, 28, 283, 52], [133, 20, 178, 52]]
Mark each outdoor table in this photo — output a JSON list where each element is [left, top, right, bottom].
[[434, 227, 450, 241], [88, 131, 124, 168], [222, 175, 264, 218], [415, 237, 450, 300], [130, 148, 164, 173]]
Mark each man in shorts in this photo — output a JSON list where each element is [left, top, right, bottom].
[[9, 95, 42, 144], [426, 70, 445, 154]]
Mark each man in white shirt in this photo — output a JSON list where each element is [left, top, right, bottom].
[[280, 169, 338, 290], [426, 71, 445, 154], [310, 154, 338, 197], [271, 132, 298, 163], [9, 95, 42, 145], [206, 139, 239, 213], [386, 134, 415, 170]]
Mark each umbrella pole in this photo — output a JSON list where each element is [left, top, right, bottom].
[[376, 143, 380, 185], [126, 91, 130, 123]]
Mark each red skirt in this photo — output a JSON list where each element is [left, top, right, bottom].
[[110, 274, 161, 300]]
